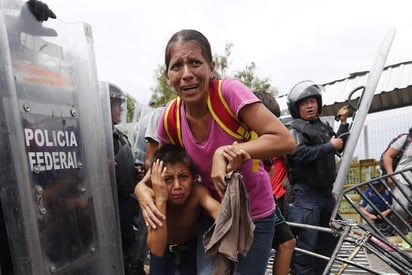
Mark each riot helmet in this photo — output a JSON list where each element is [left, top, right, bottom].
[[287, 80, 324, 119], [109, 83, 126, 124], [109, 83, 126, 105]]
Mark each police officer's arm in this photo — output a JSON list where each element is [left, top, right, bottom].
[[289, 128, 343, 162], [146, 160, 168, 256], [336, 105, 350, 146]]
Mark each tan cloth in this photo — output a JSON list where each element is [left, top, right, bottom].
[[203, 171, 255, 275]]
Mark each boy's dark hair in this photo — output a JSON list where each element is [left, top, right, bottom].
[[253, 91, 281, 117], [152, 144, 196, 178]]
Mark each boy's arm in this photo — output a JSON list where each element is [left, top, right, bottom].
[[197, 183, 220, 219], [146, 160, 169, 256]]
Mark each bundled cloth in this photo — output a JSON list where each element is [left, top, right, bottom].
[[203, 171, 255, 275]]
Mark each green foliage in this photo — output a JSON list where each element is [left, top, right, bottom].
[[149, 42, 278, 103], [234, 62, 278, 96], [150, 64, 176, 106], [126, 94, 135, 123], [214, 42, 278, 95], [214, 42, 233, 77]]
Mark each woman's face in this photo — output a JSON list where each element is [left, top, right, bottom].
[[165, 41, 215, 104]]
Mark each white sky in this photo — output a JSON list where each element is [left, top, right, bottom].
[[46, 0, 412, 105]]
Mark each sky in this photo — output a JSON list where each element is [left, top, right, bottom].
[[45, 0, 412, 105]]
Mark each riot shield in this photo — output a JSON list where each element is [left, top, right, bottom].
[[0, 1, 123, 274], [132, 103, 154, 166]]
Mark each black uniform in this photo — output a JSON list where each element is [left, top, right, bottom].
[[286, 118, 348, 275], [113, 127, 145, 275]]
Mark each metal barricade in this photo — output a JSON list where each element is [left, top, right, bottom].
[[326, 168, 412, 274], [284, 168, 412, 274]]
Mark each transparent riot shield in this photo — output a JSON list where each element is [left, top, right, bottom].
[[132, 103, 153, 166], [0, 1, 123, 274]]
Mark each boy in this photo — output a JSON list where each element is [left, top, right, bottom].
[[142, 144, 220, 275]]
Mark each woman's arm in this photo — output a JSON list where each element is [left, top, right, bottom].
[[212, 102, 295, 195], [237, 102, 295, 159]]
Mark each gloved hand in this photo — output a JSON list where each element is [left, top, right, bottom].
[[26, 0, 56, 21]]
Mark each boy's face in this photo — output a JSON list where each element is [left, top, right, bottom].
[[164, 162, 194, 205]]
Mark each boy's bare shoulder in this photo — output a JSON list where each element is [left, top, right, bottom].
[[193, 181, 210, 192]]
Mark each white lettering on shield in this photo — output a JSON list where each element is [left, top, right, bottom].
[[24, 128, 80, 172]]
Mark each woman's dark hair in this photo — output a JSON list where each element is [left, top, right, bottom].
[[164, 29, 213, 72], [152, 144, 196, 178]]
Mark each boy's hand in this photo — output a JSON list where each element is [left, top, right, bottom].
[[151, 159, 168, 204], [135, 170, 165, 230]]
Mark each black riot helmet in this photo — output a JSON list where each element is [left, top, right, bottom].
[[109, 83, 126, 105], [287, 80, 324, 119]]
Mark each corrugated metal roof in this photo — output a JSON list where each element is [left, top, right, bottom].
[[277, 61, 412, 117], [322, 61, 412, 116]]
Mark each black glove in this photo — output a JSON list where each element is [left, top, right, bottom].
[[26, 0, 56, 21]]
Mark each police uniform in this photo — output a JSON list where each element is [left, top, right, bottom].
[[286, 118, 348, 275], [113, 127, 145, 275], [110, 82, 145, 275], [285, 80, 349, 275]]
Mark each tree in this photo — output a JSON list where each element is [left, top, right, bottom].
[[149, 65, 176, 106], [214, 42, 233, 77], [214, 42, 277, 95], [126, 94, 135, 123], [234, 62, 278, 96], [149, 42, 278, 104]]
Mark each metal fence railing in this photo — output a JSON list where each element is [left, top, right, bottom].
[[286, 167, 412, 275]]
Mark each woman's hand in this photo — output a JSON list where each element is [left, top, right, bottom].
[[211, 142, 250, 198], [223, 141, 251, 171], [135, 170, 166, 229]]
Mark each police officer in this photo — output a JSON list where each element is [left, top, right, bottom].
[[109, 84, 145, 275], [285, 81, 349, 275]]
